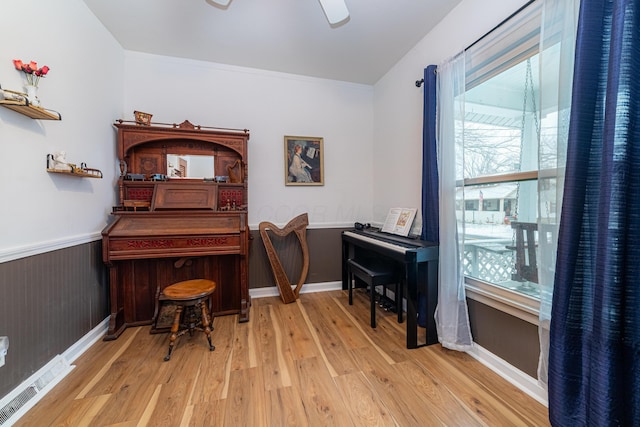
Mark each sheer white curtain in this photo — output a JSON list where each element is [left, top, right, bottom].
[[434, 52, 473, 351], [537, 0, 579, 390]]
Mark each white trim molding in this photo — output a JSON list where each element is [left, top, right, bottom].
[[0, 224, 355, 264], [2, 286, 548, 425], [465, 280, 540, 325], [0, 232, 103, 264], [467, 343, 548, 407], [0, 318, 108, 426], [249, 281, 342, 299]]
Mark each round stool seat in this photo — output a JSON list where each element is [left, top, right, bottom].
[[163, 279, 216, 301], [161, 279, 217, 361]]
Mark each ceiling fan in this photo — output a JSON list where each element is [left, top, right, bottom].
[[208, 0, 349, 25]]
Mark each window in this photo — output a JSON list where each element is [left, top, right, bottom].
[[465, 200, 479, 211], [482, 199, 500, 212], [455, 1, 558, 318]]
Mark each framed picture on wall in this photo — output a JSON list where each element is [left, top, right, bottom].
[[284, 135, 324, 186]]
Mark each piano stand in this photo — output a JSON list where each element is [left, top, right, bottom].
[[376, 289, 399, 313], [347, 257, 402, 328], [342, 229, 439, 348]]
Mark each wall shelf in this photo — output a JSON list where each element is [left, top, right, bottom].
[[47, 168, 103, 178], [0, 100, 61, 120], [46, 154, 102, 178], [47, 154, 102, 178]]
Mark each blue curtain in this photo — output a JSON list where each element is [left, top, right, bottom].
[[419, 65, 438, 328], [421, 65, 439, 243], [548, 0, 640, 425]]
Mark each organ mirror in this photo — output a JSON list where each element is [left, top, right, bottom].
[[166, 154, 215, 178]]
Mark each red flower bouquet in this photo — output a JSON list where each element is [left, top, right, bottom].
[[13, 59, 50, 87]]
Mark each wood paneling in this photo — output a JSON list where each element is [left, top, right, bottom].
[[468, 298, 541, 377], [249, 227, 343, 288], [1, 226, 543, 405], [0, 241, 108, 398]]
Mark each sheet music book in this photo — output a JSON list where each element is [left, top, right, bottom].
[[381, 207, 417, 237]]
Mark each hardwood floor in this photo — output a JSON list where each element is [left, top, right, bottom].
[[15, 290, 550, 426]]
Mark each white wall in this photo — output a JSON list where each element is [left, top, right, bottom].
[[123, 52, 374, 228], [1, 1, 374, 261], [372, 0, 531, 231], [0, 0, 124, 260], [1, 0, 528, 260]]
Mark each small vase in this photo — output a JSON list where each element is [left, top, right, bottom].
[[24, 85, 40, 106]]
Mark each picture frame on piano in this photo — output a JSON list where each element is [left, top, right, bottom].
[[285, 135, 324, 186]]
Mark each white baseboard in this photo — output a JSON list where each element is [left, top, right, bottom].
[[63, 317, 109, 364], [249, 281, 342, 299], [2, 286, 546, 426], [467, 343, 548, 407], [0, 318, 108, 426], [0, 284, 340, 425], [285, 284, 547, 407]]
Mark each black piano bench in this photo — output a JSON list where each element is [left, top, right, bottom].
[[347, 257, 402, 328], [161, 279, 216, 361]]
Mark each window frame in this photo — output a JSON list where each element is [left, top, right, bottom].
[[458, 1, 549, 324], [459, 167, 562, 323], [465, 277, 540, 325], [460, 171, 542, 323]]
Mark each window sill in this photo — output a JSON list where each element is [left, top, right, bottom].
[[465, 279, 540, 325]]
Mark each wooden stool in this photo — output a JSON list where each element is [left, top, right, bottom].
[[162, 279, 216, 361], [347, 257, 402, 328]]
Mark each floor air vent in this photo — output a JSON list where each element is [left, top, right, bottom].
[[0, 356, 73, 426], [0, 386, 37, 425]]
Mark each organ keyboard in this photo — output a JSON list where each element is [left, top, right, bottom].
[[342, 228, 439, 348]]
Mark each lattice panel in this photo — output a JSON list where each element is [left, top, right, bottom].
[[477, 250, 513, 282], [463, 248, 514, 283]]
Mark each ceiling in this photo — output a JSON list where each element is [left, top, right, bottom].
[[82, 0, 462, 85]]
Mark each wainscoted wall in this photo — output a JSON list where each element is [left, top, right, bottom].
[[248, 228, 345, 289], [0, 227, 344, 398], [467, 299, 540, 377], [0, 241, 108, 398], [0, 226, 540, 399]]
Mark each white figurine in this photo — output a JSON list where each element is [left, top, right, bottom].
[[52, 151, 72, 171]]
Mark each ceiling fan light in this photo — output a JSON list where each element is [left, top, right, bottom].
[[210, 0, 232, 6], [318, 0, 349, 25]]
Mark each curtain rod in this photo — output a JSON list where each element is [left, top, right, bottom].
[[415, 0, 536, 88]]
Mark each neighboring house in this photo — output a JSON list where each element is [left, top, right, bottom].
[[457, 183, 518, 225]]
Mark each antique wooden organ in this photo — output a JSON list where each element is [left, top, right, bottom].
[[102, 120, 250, 340]]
